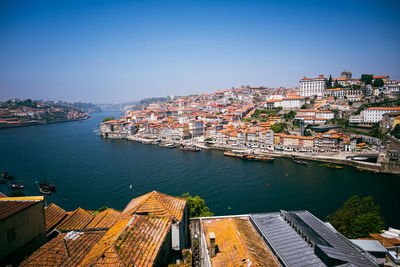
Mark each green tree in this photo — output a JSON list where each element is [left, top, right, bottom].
[[180, 193, 213, 218], [391, 124, 400, 139], [361, 74, 374, 85], [372, 78, 384, 88], [326, 195, 385, 238], [326, 75, 333, 89], [284, 111, 296, 121], [300, 104, 307, 109], [333, 80, 344, 88], [102, 117, 115, 123], [271, 122, 287, 133]]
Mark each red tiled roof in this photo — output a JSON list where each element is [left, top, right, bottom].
[[57, 207, 94, 231], [85, 208, 120, 229], [79, 215, 172, 266], [20, 230, 106, 266], [0, 192, 7, 198], [0, 199, 41, 221], [366, 107, 400, 111], [45, 203, 68, 232], [121, 191, 186, 221]]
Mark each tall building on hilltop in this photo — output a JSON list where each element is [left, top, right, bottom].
[[299, 74, 327, 97], [341, 69, 352, 79]]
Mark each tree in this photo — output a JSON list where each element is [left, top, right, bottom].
[[372, 78, 384, 88], [102, 117, 115, 123], [284, 111, 296, 121], [326, 195, 385, 238], [180, 193, 213, 218], [391, 124, 400, 139], [300, 104, 307, 109], [361, 74, 374, 85], [326, 75, 333, 89], [271, 122, 287, 133]]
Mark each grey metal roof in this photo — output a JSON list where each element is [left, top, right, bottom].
[[250, 212, 325, 267], [350, 240, 388, 253], [250, 211, 378, 267]]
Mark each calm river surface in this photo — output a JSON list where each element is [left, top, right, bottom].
[[1, 111, 399, 228]]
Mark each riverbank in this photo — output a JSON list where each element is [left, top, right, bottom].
[[0, 117, 90, 130], [101, 132, 399, 174]]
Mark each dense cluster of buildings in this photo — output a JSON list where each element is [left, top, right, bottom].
[[1, 191, 399, 266], [100, 70, 400, 154], [0, 100, 90, 128]]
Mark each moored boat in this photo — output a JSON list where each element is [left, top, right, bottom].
[[255, 155, 274, 162], [10, 183, 24, 190], [38, 186, 51, 195], [223, 151, 244, 158], [319, 163, 343, 169], [243, 154, 259, 161], [159, 143, 177, 148], [39, 182, 56, 192], [2, 169, 14, 180], [181, 146, 200, 152]]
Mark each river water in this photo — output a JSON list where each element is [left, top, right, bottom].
[[0, 111, 399, 228]]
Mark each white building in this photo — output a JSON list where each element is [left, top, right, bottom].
[[315, 111, 334, 120], [323, 88, 345, 99], [363, 107, 400, 123], [299, 74, 327, 97], [188, 120, 203, 137], [296, 109, 316, 117], [281, 96, 305, 110]]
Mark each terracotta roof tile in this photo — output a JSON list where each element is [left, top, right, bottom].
[[0, 198, 42, 221], [202, 217, 279, 266], [57, 207, 94, 231], [121, 191, 186, 221], [85, 208, 120, 229], [20, 230, 106, 266], [45, 203, 68, 232], [369, 234, 400, 247]]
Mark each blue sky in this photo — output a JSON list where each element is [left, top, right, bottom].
[[1, 0, 399, 103]]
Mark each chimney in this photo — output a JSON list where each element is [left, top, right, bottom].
[[209, 232, 216, 257]]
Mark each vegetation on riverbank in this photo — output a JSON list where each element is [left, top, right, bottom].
[[326, 195, 385, 238], [180, 192, 213, 217]]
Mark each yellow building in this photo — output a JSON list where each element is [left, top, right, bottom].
[[393, 116, 400, 130]]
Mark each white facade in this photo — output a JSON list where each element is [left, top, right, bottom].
[[363, 107, 400, 123], [299, 75, 327, 97], [281, 97, 305, 110], [315, 111, 334, 120], [324, 88, 345, 99]]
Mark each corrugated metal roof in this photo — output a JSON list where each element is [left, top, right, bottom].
[[288, 211, 377, 266], [251, 212, 325, 266], [251, 210, 377, 266]]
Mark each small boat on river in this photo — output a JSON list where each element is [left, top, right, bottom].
[[255, 155, 274, 162], [159, 143, 178, 148], [2, 169, 14, 180], [10, 183, 24, 190], [243, 154, 259, 161], [38, 186, 51, 195], [224, 151, 244, 158], [319, 163, 343, 169], [292, 156, 309, 165], [181, 146, 200, 152]]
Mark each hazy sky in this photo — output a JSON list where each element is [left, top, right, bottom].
[[1, 0, 399, 103]]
